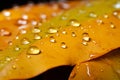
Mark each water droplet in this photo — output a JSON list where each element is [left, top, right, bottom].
[[96, 19, 104, 25], [69, 19, 81, 27], [34, 34, 42, 40], [71, 32, 76, 37], [82, 41, 88, 46], [62, 30, 67, 34], [61, 16, 67, 20], [50, 36, 56, 43], [89, 12, 97, 18], [83, 36, 90, 42], [22, 14, 28, 20], [32, 27, 41, 33], [110, 23, 116, 28], [12, 65, 16, 69], [15, 46, 20, 51], [86, 64, 91, 77], [15, 36, 19, 40], [114, 1, 120, 9], [113, 10, 120, 19], [104, 14, 109, 19], [21, 38, 30, 45], [8, 41, 13, 45], [17, 19, 27, 25], [27, 46, 41, 55], [51, 12, 57, 17], [27, 55, 31, 59], [20, 29, 27, 34], [48, 27, 58, 34], [0, 29, 11, 36], [31, 20, 38, 26], [2, 11, 11, 17], [40, 14, 47, 20], [60, 2, 70, 9], [6, 57, 11, 61], [61, 42, 67, 49]]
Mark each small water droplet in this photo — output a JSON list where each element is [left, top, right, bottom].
[[50, 36, 56, 43], [86, 64, 91, 77], [27, 55, 31, 59], [32, 27, 41, 33], [48, 27, 58, 34], [8, 41, 13, 45], [60, 2, 70, 9], [71, 32, 76, 37], [21, 38, 30, 45], [61, 42, 67, 49], [6, 57, 11, 61], [27, 46, 41, 55], [31, 20, 38, 26], [20, 29, 27, 34], [104, 14, 109, 19], [12, 65, 16, 69], [34, 34, 42, 40], [62, 30, 67, 34], [82, 41, 88, 46], [110, 22, 116, 28], [15, 46, 20, 51], [22, 14, 28, 20], [113, 10, 120, 19], [15, 36, 19, 40], [0, 29, 11, 36], [69, 19, 81, 27], [96, 19, 104, 25], [61, 16, 67, 20], [40, 14, 47, 20], [89, 12, 97, 18], [17, 19, 27, 25]]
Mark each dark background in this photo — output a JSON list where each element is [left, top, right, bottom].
[[0, 0, 74, 80], [0, 0, 59, 11]]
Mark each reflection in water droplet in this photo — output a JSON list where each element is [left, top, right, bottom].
[[83, 36, 90, 42], [50, 36, 56, 43], [32, 27, 41, 33], [69, 19, 81, 27], [27, 46, 41, 55], [21, 38, 30, 45], [61, 42, 67, 49], [48, 27, 58, 34], [0, 29, 11, 36], [34, 34, 42, 40]]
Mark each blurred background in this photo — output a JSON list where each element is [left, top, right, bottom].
[[0, 0, 60, 11]]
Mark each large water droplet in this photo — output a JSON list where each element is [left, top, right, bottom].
[[69, 19, 81, 27], [21, 38, 30, 45], [27, 46, 41, 55], [48, 27, 58, 34]]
